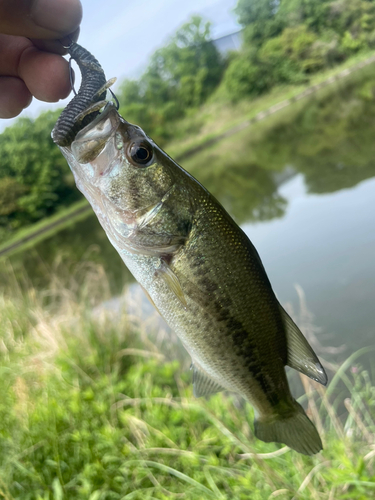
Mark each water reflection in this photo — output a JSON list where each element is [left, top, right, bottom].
[[182, 68, 375, 224], [244, 174, 375, 357], [198, 161, 288, 223]]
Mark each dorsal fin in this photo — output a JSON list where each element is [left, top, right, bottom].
[[191, 362, 225, 398], [279, 306, 327, 386]]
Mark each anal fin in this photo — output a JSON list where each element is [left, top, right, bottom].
[[279, 305, 327, 386], [191, 361, 225, 398]]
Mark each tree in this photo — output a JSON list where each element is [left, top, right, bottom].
[[0, 110, 80, 233], [0, 177, 27, 215], [118, 16, 224, 141], [276, 0, 331, 32], [235, 0, 278, 27], [223, 50, 272, 99], [260, 24, 324, 76]]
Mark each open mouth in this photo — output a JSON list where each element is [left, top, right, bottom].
[[70, 103, 122, 170]]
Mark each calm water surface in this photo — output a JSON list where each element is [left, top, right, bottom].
[[244, 174, 375, 356], [5, 72, 375, 363]]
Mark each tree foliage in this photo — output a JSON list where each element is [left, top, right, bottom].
[[225, 0, 375, 98], [223, 49, 273, 99], [235, 0, 277, 27], [0, 110, 80, 237], [118, 16, 224, 142]]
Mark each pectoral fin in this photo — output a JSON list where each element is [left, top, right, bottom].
[[191, 362, 225, 398], [279, 305, 328, 386], [156, 260, 187, 308]]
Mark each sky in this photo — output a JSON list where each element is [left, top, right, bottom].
[[0, 0, 239, 132]]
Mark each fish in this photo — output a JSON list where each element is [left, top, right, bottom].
[[52, 43, 328, 455]]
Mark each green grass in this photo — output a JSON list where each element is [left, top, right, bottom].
[[0, 264, 374, 499]]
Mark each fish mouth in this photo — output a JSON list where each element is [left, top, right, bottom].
[[74, 102, 120, 142], [69, 102, 123, 172]]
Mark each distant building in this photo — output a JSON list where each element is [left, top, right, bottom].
[[212, 30, 243, 55]]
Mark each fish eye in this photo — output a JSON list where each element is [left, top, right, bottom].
[[128, 140, 154, 166]]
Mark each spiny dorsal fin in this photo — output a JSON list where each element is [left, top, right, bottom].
[[279, 305, 328, 386], [156, 260, 187, 308], [191, 362, 225, 398]]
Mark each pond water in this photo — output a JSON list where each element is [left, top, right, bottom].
[[244, 173, 375, 357], [4, 67, 375, 365]]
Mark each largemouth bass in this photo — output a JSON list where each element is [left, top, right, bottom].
[[53, 43, 327, 455]]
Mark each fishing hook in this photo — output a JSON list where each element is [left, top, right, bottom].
[[109, 88, 120, 110], [58, 37, 77, 96], [58, 35, 74, 50], [68, 57, 77, 96]]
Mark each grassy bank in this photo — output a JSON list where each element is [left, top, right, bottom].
[[0, 265, 374, 499]]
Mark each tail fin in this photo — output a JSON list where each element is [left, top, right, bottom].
[[254, 401, 322, 455]]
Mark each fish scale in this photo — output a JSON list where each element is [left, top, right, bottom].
[[52, 42, 328, 456]]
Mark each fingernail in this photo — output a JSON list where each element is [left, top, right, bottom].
[[31, 0, 82, 34]]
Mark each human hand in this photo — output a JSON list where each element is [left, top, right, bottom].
[[0, 0, 82, 118]]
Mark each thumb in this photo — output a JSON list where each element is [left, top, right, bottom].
[[0, 0, 82, 39]]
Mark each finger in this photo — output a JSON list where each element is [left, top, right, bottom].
[[0, 77, 32, 118], [0, 34, 72, 103], [19, 46, 72, 102], [0, 34, 32, 76], [0, 0, 82, 39]]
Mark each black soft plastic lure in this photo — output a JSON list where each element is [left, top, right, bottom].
[[52, 43, 110, 147]]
